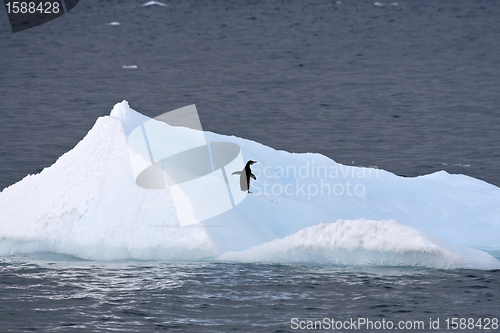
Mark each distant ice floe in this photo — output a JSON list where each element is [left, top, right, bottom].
[[106, 22, 121, 26], [141, 1, 167, 7], [122, 65, 138, 69], [374, 2, 398, 6], [442, 163, 471, 167]]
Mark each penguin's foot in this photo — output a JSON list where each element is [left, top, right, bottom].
[[248, 191, 252, 193]]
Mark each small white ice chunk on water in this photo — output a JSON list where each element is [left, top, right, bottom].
[[141, 1, 167, 7], [122, 65, 138, 69], [106, 22, 120, 26]]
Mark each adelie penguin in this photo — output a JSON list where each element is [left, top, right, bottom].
[[232, 160, 257, 193]]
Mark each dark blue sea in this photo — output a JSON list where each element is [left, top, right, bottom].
[[1, 0, 499, 332]]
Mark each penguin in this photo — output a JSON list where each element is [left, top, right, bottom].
[[232, 160, 257, 193]]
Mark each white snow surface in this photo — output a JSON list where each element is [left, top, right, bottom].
[[0, 101, 499, 268]]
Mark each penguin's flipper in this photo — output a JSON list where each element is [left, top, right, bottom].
[[240, 171, 248, 191], [250, 173, 256, 180], [232, 171, 243, 175]]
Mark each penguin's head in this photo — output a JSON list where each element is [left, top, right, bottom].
[[246, 160, 257, 167]]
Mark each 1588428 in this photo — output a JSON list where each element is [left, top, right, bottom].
[[5, 2, 60, 14], [445, 318, 499, 330]]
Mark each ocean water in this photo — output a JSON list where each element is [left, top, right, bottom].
[[1, 0, 500, 332], [1, 255, 499, 333]]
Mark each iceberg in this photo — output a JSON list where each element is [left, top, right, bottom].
[[0, 101, 498, 269]]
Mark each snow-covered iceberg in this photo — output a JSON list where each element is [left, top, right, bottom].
[[0, 101, 498, 269]]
